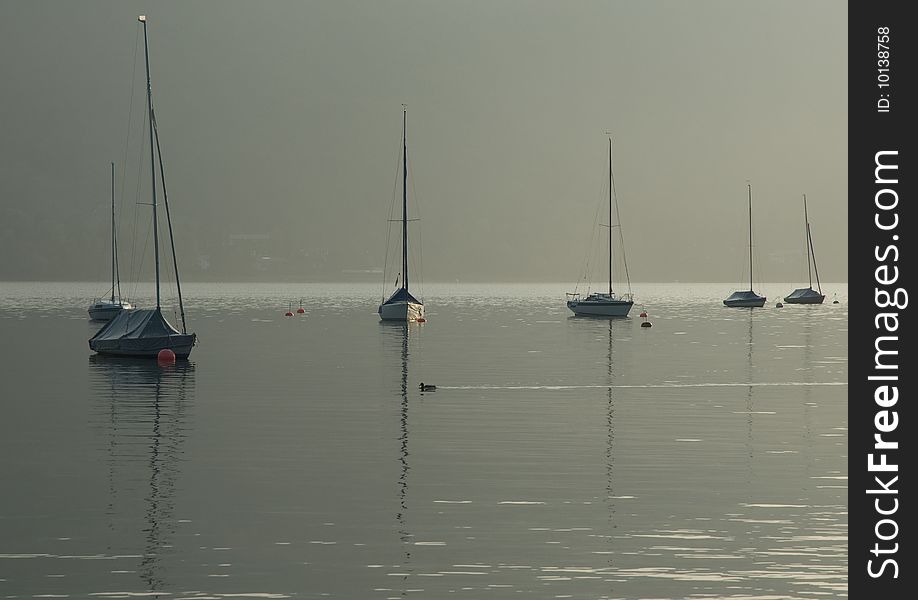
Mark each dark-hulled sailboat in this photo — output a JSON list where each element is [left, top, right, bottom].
[[783, 194, 825, 304], [566, 137, 634, 317], [90, 16, 195, 359], [724, 183, 766, 307]]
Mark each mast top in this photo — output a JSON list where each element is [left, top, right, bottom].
[[138, 15, 146, 22]]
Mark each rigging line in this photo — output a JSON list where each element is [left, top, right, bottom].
[[119, 25, 141, 240], [407, 148, 423, 299], [129, 107, 149, 301], [807, 223, 823, 293], [382, 132, 403, 300], [578, 162, 606, 294], [151, 107, 186, 333], [609, 158, 631, 296]]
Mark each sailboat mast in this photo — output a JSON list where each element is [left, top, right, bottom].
[[803, 194, 812, 288], [110, 162, 116, 304], [140, 15, 160, 311], [608, 138, 613, 296], [747, 183, 753, 291], [402, 107, 408, 292]]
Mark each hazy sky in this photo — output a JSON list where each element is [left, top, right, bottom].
[[0, 0, 847, 284]]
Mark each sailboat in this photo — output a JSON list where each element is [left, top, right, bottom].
[[88, 162, 134, 321], [783, 194, 825, 304], [90, 16, 196, 358], [378, 108, 425, 322], [723, 183, 766, 307], [567, 137, 634, 317]]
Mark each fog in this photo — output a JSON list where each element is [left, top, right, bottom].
[[0, 0, 847, 285]]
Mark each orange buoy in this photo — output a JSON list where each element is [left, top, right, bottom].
[[157, 348, 176, 363]]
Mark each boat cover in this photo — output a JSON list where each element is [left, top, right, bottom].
[[382, 287, 421, 305], [89, 308, 192, 356], [784, 288, 823, 300], [724, 290, 765, 302]]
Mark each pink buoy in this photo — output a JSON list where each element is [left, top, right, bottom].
[[157, 348, 176, 363]]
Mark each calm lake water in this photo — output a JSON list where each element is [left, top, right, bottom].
[[0, 282, 847, 599]]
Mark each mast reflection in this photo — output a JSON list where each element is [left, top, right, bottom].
[[380, 322, 414, 586], [88, 355, 194, 594]]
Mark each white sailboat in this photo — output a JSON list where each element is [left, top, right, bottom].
[[88, 162, 134, 321], [567, 137, 634, 317], [90, 16, 196, 358], [723, 183, 766, 307], [378, 108, 425, 322], [783, 194, 825, 304]]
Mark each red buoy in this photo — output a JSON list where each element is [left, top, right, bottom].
[[296, 308, 305, 314], [417, 317, 427, 323], [157, 348, 176, 363], [284, 311, 294, 317], [639, 311, 647, 318]]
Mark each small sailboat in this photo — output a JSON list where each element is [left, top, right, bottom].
[[378, 108, 425, 322], [567, 137, 634, 317], [90, 16, 196, 359], [89, 162, 134, 321], [724, 184, 766, 307], [784, 194, 825, 304]]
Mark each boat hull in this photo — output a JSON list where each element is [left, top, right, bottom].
[[567, 299, 634, 317], [783, 296, 825, 304], [723, 290, 766, 307], [89, 333, 196, 359], [783, 288, 825, 304], [723, 299, 766, 307], [88, 301, 134, 321], [378, 300, 424, 322]]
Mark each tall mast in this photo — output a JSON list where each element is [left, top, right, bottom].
[[608, 137, 613, 296], [803, 194, 812, 289], [140, 15, 160, 311], [110, 162, 116, 303], [747, 183, 753, 291], [402, 107, 408, 292]]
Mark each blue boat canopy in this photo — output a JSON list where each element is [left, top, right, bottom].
[[784, 287, 823, 300], [725, 290, 764, 302], [382, 287, 421, 305]]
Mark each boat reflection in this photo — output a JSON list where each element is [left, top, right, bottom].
[[379, 321, 415, 586], [88, 355, 195, 594]]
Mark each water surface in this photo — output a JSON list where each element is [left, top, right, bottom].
[[0, 282, 848, 598]]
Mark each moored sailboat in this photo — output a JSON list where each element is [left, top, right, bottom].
[[724, 184, 766, 307], [379, 108, 425, 322], [89, 162, 134, 321], [90, 16, 195, 358], [567, 137, 634, 317], [784, 194, 825, 304]]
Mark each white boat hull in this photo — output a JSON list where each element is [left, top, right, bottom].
[[567, 299, 633, 317], [88, 301, 134, 321], [378, 300, 424, 321]]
